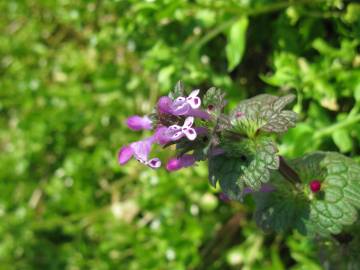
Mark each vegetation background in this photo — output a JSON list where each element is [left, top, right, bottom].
[[1, 0, 360, 269]]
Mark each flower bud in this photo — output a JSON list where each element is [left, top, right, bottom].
[[166, 155, 196, 171], [118, 146, 134, 165], [310, 180, 321, 193], [126, 115, 152, 131]]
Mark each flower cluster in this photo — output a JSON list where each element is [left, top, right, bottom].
[[118, 83, 300, 201], [118, 89, 210, 171]]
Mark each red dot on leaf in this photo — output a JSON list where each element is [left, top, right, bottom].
[[236, 112, 244, 118], [309, 180, 322, 193]]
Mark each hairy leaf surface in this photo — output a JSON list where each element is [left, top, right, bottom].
[[209, 136, 279, 199], [230, 94, 297, 136]]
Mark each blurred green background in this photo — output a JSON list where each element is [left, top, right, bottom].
[[1, 0, 360, 269]]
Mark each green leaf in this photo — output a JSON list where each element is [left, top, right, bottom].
[[209, 136, 280, 199], [255, 152, 360, 235], [202, 87, 226, 111], [240, 136, 280, 190], [254, 190, 309, 234], [291, 152, 360, 235], [230, 94, 297, 136], [208, 154, 245, 201], [344, 3, 360, 23], [169, 81, 185, 99], [332, 129, 353, 153], [225, 17, 249, 72]]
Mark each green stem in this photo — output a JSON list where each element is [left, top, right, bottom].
[[278, 156, 301, 185], [313, 114, 360, 139]]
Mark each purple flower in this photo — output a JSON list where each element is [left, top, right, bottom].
[[166, 154, 196, 171], [154, 126, 172, 145], [166, 116, 197, 141], [126, 115, 152, 131], [157, 96, 173, 114], [219, 192, 231, 203], [118, 137, 161, 169], [188, 109, 210, 120], [171, 89, 201, 114], [118, 146, 134, 165], [156, 91, 210, 120]]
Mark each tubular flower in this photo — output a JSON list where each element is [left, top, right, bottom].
[[166, 117, 197, 141], [157, 96, 173, 114], [120, 85, 210, 169], [171, 89, 201, 114], [118, 137, 161, 169], [156, 91, 210, 120], [126, 115, 152, 131], [166, 155, 196, 171], [154, 126, 172, 145]]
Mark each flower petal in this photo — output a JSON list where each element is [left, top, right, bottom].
[[186, 108, 210, 120], [187, 96, 201, 109], [175, 97, 186, 102], [166, 155, 196, 171], [126, 115, 152, 131], [166, 157, 181, 171], [118, 146, 134, 165], [148, 158, 161, 169], [168, 125, 181, 131], [187, 89, 201, 109], [219, 193, 231, 202], [157, 96, 173, 114], [178, 155, 196, 167], [130, 139, 152, 162], [171, 101, 190, 115], [154, 126, 172, 145], [183, 117, 194, 128], [183, 128, 197, 140], [171, 131, 184, 140]]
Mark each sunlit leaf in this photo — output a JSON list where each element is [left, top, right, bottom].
[[225, 17, 249, 72]]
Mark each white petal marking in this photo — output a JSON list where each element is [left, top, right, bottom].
[[184, 128, 197, 141], [183, 117, 194, 128]]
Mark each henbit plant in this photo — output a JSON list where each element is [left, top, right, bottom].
[[118, 82, 360, 249]]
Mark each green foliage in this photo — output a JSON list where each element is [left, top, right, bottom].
[[309, 152, 360, 235], [209, 121, 281, 197], [169, 80, 185, 99], [254, 186, 309, 234], [202, 87, 226, 113], [208, 155, 245, 200], [226, 17, 249, 72], [256, 152, 360, 236], [231, 94, 297, 136]]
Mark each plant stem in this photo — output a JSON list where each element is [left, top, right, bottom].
[[313, 114, 360, 139], [332, 232, 353, 245], [278, 156, 301, 185]]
